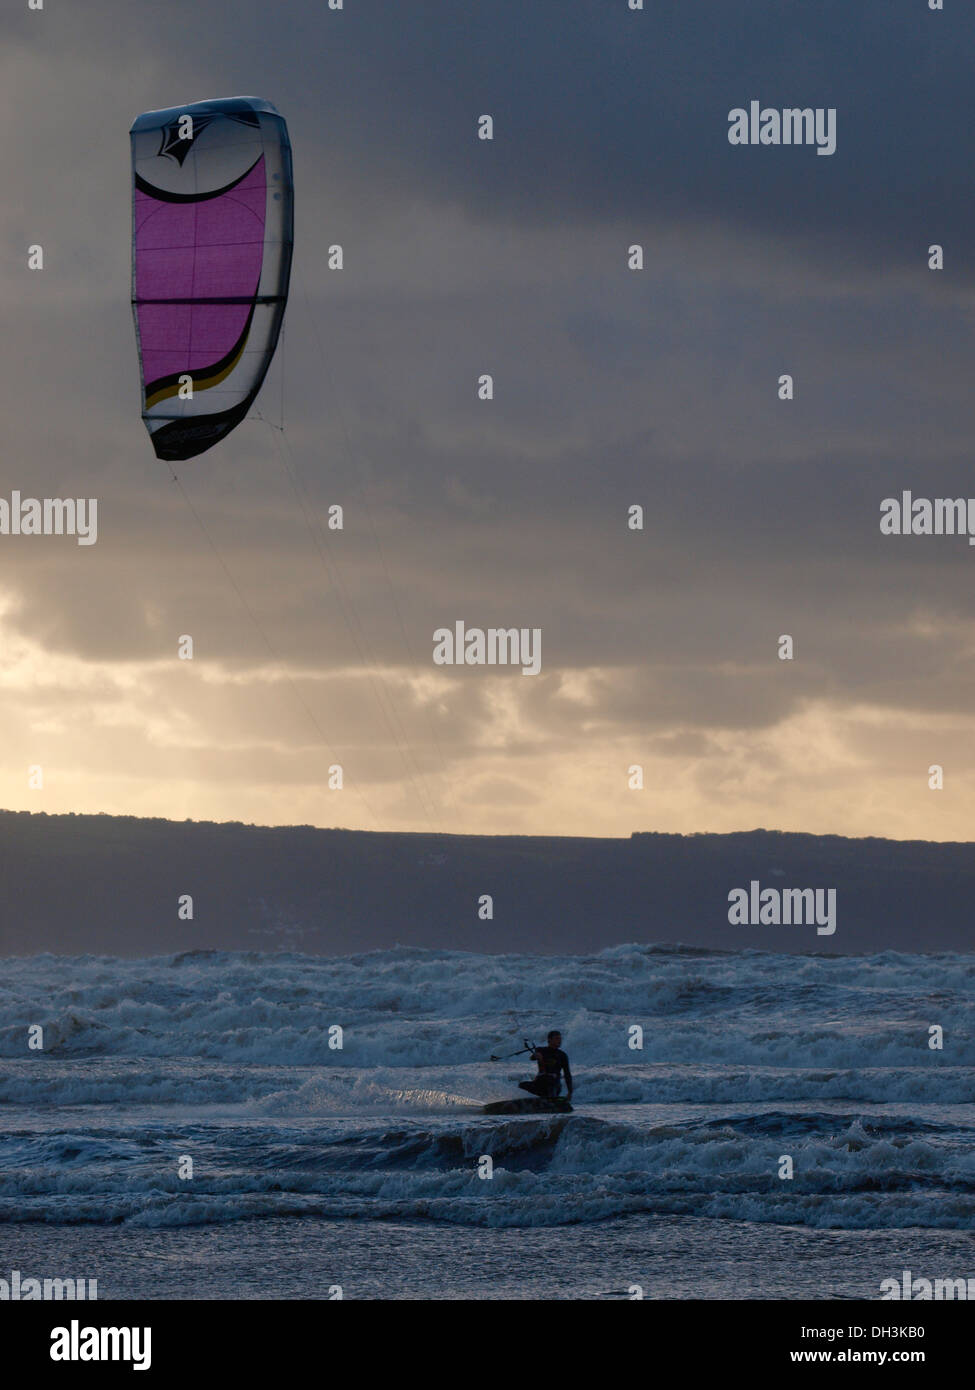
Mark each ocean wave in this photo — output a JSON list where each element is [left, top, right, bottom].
[[1, 945, 972, 1069], [1, 1110, 973, 1230]]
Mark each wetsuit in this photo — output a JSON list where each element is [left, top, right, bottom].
[[519, 1045, 572, 1100]]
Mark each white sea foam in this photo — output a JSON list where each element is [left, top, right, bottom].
[[2, 946, 971, 1072]]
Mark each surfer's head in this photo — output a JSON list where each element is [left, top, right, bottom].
[[547, 1030, 562, 1046]]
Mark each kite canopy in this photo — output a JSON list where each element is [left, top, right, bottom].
[[130, 96, 293, 461]]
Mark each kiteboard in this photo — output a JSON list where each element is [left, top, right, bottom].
[[482, 1097, 573, 1115]]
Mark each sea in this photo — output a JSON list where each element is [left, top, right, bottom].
[[1, 945, 973, 1300]]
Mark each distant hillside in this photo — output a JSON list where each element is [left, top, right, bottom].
[[0, 811, 971, 957]]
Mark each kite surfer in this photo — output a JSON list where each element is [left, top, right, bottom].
[[518, 1030, 573, 1103]]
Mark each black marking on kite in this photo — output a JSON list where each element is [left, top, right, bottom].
[[158, 108, 261, 165], [148, 388, 261, 462], [134, 296, 286, 305], [158, 113, 218, 164], [135, 155, 263, 204]]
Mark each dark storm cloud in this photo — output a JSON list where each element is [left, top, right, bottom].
[[12, 1, 974, 253]]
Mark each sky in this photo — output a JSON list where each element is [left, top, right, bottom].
[[2, 0, 974, 840]]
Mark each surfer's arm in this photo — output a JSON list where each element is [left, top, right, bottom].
[[562, 1056, 573, 1096]]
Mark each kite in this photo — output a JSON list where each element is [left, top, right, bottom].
[[130, 96, 293, 461]]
